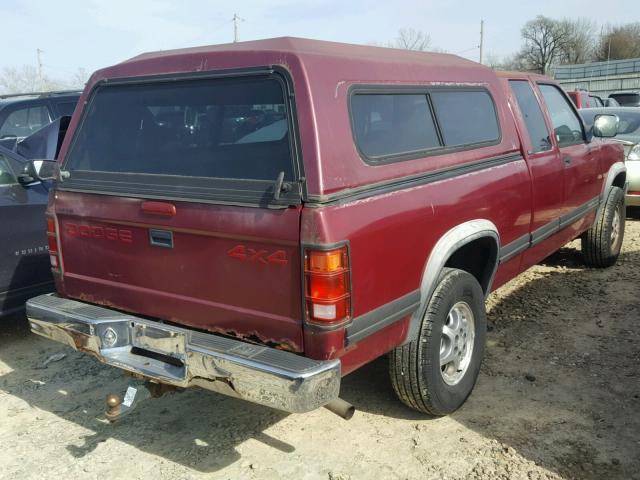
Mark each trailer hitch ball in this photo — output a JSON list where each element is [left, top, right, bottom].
[[105, 393, 122, 420]]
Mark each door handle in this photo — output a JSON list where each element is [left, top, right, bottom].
[[562, 155, 571, 166], [149, 229, 173, 248]]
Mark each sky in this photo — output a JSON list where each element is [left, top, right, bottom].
[[1, 0, 636, 82]]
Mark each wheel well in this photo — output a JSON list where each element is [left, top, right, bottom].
[[444, 237, 498, 295], [612, 172, 626, 190]]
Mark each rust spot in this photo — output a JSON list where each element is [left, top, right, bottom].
[[73, 292, 120, 310], [69, 294, 302, 352]]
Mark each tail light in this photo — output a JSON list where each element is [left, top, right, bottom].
[[304, 245, 351, 326], [47, 215, 61, 271]]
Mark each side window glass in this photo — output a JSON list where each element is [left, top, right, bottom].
[[509, 80, 552, 153], [0, 106, 51, 138], [351, 94, 441, 160], [0, 154, 17, 186], [538, 84, 584, 147], [430, 91, 500, 146]]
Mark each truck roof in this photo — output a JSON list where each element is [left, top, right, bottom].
[[494, 71, 550, 82], [123, 37, 476, 69], [90, 37, 494, 87]]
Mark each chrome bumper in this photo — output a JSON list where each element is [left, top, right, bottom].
[[27, 294, 340, 413]]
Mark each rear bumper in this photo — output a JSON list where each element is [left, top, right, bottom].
[[27, 294, 340, 413]]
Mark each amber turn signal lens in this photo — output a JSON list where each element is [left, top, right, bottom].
[[306, 249, 346, 273], [304, 245, 351, 325]]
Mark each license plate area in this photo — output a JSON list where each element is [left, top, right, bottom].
[[131, 323, 186, 362]]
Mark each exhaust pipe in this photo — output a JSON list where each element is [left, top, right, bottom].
[[324, 398, 355, 420]]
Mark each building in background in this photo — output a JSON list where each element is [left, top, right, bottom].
[[554, 58, 640, 98]]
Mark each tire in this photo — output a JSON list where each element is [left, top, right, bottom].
[[389, 268, 486, 416], [582, 186, 625, 268]]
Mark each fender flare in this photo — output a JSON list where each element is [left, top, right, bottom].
[[403, 219, 500, 344], [596, 161, 627, 220]]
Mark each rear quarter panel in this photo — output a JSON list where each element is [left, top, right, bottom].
[[302, 154, 532, 372]]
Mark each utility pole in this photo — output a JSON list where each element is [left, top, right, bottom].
[[36, 48, 44, 90], [479, 20, 484, 64], [601, 26, 612, 94], [232, 13, 244, 43]]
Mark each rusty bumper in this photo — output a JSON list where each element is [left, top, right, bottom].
[[27, 294, 341, 413]]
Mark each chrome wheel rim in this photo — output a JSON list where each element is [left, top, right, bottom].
[[440, 301, 475, 386], [611, 208, 621, 248]]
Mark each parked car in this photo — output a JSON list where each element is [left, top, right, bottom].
[[26, 38, 626, 419], [581, 107, 640, 207], [0, 90, 80, 140], [0, 117, 69, 316], [602, 97, 620, 107], [609, 91, 640, 107], [590, 95, 604, 107], [566, 90, 601, 109]]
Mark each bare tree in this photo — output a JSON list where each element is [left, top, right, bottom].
[[596, 23, 640, 61], [393, 28, 431, 51], [487, 52, 529, 72], [559, 18, 597, 64], [0, 65, 42, 94], [69, 68, 89, 89], [518, 15, 571, 74], [0, 64, 82, 95]]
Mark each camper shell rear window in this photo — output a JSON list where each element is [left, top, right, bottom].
[[61, 70, 300, 207], [349, 86, 501, 164]]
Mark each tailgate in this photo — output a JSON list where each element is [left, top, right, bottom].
[[55, 192, 303, 351]]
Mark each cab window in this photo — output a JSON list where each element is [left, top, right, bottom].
[[538, 84, 584, 147]]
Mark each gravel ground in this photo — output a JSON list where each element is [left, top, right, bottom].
[[1, 217, 639, 480]]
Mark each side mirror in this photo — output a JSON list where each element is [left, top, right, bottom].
[[17, 159, 59, 186], [592, 114, 619, 138]]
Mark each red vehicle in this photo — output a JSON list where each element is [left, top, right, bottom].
[[27, 38, 626, 418], [566, 90, 602, 109]]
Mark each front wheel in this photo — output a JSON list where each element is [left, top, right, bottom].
[[582, 186, 625, 268], [389, 268, 486, 415]]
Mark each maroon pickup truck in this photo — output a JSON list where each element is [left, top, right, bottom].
[[27, 38, 626, 418]]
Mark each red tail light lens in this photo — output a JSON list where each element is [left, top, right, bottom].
[[47, 215, 60, 270], [304, 246, 351, 326]]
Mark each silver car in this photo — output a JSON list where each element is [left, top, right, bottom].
[[581, 107, 640, 207]]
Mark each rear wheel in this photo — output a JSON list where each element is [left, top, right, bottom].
[[582, 186, 625, 268], [389, 268, 486, 415]]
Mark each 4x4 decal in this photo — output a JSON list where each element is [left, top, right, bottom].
[[227, 245, 288, 265]]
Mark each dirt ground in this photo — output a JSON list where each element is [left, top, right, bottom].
[[1, 217, 639, 480]]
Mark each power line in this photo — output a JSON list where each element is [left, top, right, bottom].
[[455, 46, 479, 55]]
